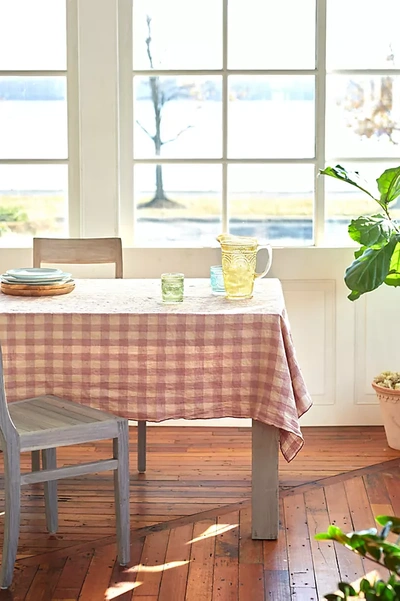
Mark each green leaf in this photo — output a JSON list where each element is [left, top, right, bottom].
[[365, 543, 382, 561], [385, 242, 400, 287], [360, 578, 373, 593], [383, 552, 400, 573], [376, 516, 400, 535], [320, 165, 378, 202], [348, 214, 394, 246], [377, 166, 400, 206], [315, 533, 333, 540], [347, 290, 361, 301], [338, 582, 357, 595], [324, 595, 343, 601], [354, 245, 367, 259], [344, 236, 398, 300]]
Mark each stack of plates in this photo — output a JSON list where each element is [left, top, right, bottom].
[[1, 268, 75, 297]]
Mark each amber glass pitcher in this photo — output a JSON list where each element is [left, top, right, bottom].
[[216, 234, 272, 299]]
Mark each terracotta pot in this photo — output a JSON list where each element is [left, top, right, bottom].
[[372, 382, 400, 450]]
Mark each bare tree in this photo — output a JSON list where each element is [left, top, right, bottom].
[[136, 16, 198, 209], [341, 47, 400, 145]]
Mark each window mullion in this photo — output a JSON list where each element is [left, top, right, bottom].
[[118, 0, 134, 245], [222, 0, 228, 233], [314, 0, 327, 246], [66, 0, 80, 236]]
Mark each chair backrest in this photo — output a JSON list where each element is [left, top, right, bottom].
[[0, 347, 19, 448], [33, 238, 123, 278]]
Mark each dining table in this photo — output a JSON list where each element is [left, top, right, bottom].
[[0, 277, 312, 539]]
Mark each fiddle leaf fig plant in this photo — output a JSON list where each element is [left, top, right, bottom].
[[316, 515, 400, 600], [320, 165, 400, 301]]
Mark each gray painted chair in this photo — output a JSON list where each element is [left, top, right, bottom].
[[32, 236, 147, 473], [0, 346, 130, 589]]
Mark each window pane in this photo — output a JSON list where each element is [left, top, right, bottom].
[[133, 0, 222, 69], [326, 76, 400, 158], [134, 76, 222, 159], [228, 164, 314, 246], [327, 0, 400, 70], [228, 76, 315, 158], [0, 77, 67, 159], [0, 164, 68, 247], [0, 0, 66, 70], [228, 0, 315, 69], [134, 164, 222, 246], [324, 162, 400, 246]]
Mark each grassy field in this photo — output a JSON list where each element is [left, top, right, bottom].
[[137, 192, 400, 219], [0, 192, 399, 237]]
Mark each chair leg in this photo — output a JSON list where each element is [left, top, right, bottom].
[[137, 420, 146, 473], [0, 446, 21, 589], [42, 448, 58, 533], [113, 421, 130, 566], [31, 450, 40, 472]]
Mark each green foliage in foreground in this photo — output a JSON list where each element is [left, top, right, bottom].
[[320, 165, 400, 300], [316, 515, 400, 599]]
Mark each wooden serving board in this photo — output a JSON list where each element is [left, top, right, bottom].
[[1, 281, 75, 297]]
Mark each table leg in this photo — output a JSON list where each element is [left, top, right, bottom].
[[137, 420, 147, 473], [251, 419, 279, 539]]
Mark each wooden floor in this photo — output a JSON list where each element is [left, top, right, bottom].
[[0, 426, 399, 600]]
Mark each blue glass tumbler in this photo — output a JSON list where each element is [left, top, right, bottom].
[[210, 265, 226, 295]]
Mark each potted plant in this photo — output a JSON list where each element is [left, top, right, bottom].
[[316, 515, 400, 600], [320, 165, 400, 450]]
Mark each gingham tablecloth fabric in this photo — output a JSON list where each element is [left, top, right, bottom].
[[0, 278, 312, 462]]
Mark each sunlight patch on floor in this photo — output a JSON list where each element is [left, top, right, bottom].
[[188, 522, 238, 543]]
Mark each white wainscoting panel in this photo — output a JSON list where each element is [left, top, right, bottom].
[[355, 286, 400, 406], [282, 280, 336, 406]]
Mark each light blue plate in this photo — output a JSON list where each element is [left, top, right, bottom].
[[6, 268, 64, 279], [2, 272, 72, 285]]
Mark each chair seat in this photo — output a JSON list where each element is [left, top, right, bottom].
[[8, 394, 122, 452]]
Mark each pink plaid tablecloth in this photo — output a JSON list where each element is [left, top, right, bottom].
[[0, 278, 311, 462]]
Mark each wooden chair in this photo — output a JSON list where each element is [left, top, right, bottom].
[[33, 237, 123, 278], [0, 346, 130, 589], [32, 237, 147, 473]]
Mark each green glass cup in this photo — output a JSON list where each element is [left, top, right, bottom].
[[161, 273, 184, 303]]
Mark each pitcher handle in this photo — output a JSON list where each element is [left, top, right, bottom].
[[254, 245, 273, 279]]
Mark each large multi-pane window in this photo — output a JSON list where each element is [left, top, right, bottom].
[[0, 0, 68, 247], [2, 1, 399, 248], [131, 0, 400, 247]]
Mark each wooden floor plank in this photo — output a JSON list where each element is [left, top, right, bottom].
[[383, 467, 400, 515], [132, 530, 169, 598], [344, 476, 385, 577], [78, 544, 117, 601], [238, 506, 263, 564], [185, 519, 216, 601], [51, 551, 93, 600], [212, 513, 239, 601], [106, 539, 145, 601], [238, 564, 264, 601], [24, 557, 67, 601], [324, 481, 365, 584], [158, 524, 193, 601], [284, 493, 316, 589], [304, 487, 341, 597]]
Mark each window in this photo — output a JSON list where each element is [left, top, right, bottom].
[[130, 0, 400, 247], [0, 0, 69, 246], [3, 1, 398, 249], [324, 0, 400, 245]]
